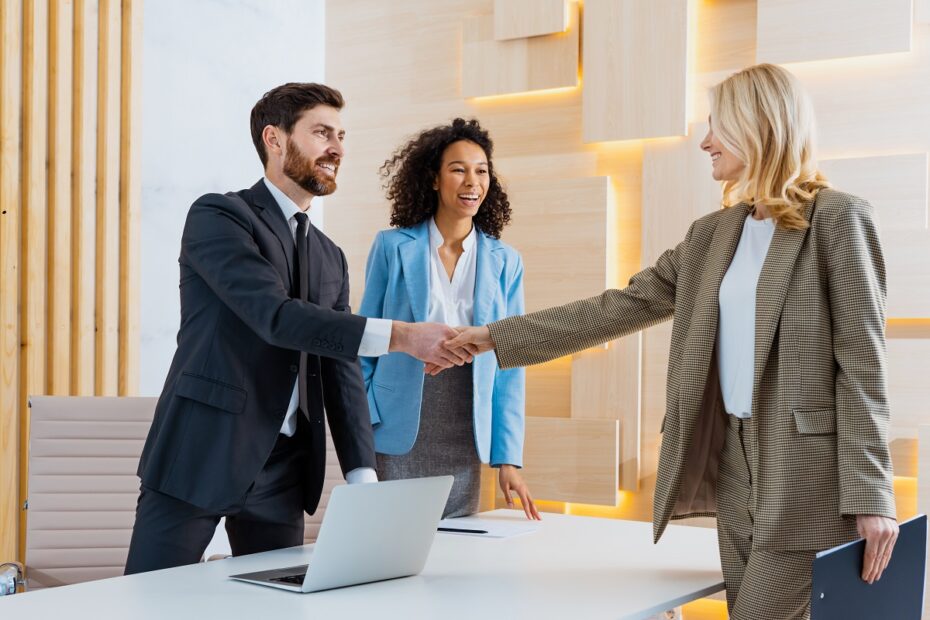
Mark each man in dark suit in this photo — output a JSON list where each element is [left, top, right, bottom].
[[125, 83, 470, 574]]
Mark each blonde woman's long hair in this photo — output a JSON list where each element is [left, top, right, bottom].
[[710, 63, 830, 229]]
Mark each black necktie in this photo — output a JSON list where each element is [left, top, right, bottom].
[[294, 212, 310, 419]]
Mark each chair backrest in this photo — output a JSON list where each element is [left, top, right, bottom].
[[25, 396, 157, 589]]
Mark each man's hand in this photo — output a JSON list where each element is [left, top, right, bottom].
[[422, 326, 494, 376], [857, 514, 898, 584], [390, 321, 473, 369]]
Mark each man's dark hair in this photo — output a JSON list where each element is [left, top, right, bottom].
[[250, 82, 345, 167]]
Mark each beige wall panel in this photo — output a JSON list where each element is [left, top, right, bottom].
[[493, 0, 568, 40], [696, 0, 756, 74], [72, 0, 98, 396], [463, 4, 578, 98], [571, 334, 643, 490], [820, 153, 929, 317], [48, 0, 74, 396], [888, 338, 930, 439], [642, 122, 720, 265], [891, 437, 918, 478], [526, 357, 571, 418], [756, 0, 912, 64], [920, 426, 930, 514], [919, 0, 930, 24], [496, 151, 597, 183], [0, 0, 24, 566], [505, 176, 612, 312], [582, 0, 691, 143], [95, 0, 120, 396], [118, 0, 142, 396], [509, 417, 619, 505]]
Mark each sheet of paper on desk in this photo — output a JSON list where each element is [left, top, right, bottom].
[[438, 516, 540, 538]]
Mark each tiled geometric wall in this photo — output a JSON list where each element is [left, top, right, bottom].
[[326, 0, 930, 512]]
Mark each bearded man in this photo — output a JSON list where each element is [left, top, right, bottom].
[[125, 83, 470, 573]]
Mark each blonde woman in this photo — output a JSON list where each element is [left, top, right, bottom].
[[447, 64, 898, 619]]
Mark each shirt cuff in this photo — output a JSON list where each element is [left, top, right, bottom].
[[346, 467, 379, 484], [358, 318, 392, 357]]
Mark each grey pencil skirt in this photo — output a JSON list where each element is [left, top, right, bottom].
[[376, 363, 481, 518]]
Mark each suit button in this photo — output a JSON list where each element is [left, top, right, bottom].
[[289, 364, 298, 373], [312, 338, 321, 346], [336, 344, 343, 352]]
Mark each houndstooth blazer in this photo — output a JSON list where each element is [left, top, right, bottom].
[[489, 188, 896, 550]]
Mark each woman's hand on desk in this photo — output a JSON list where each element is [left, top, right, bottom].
[[499, 464, 541, 521]]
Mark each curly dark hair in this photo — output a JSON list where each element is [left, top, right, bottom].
[[380, 118, 512, 239]]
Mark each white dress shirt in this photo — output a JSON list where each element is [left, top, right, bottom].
[[717, 213, 776, 419], [263, 177, 383, 483], [427, 217, 477, 327]]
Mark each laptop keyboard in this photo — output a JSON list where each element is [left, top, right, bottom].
[[271, 572, 307, 585]]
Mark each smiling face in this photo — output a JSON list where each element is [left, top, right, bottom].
[[700, 120, 745, 182], [433, 140, 490, 220], [281, 105, 345, 196]]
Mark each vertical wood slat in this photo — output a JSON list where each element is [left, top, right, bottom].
[[118, 0, 141, 396], [95, 0, 120, 396], [71, 0, 98, 396], [48, 0, 74, 396], [0, 0, 24, 565], [20, 0, 49, 559]]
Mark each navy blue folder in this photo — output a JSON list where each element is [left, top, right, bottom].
[[811, 514, 927, 619]]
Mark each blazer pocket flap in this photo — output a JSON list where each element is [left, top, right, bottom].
[[793, 408, 836, 435], [176, 372, 247, 414]]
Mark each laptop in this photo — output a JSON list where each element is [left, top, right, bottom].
[[229, 475, 453, 593], [811, 513, 927, 619]]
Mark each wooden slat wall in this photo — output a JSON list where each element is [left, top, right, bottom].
[[0, 0, 143, 564]]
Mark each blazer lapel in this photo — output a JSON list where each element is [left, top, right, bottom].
[[473, 232, 504, 327], [399, 222, 429, 323], [250, 180, 296, 290], [682, 204, 750, 401], [751, 198, 815, 405]]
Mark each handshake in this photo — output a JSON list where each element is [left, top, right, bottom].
[[388, 322, 495, 375]]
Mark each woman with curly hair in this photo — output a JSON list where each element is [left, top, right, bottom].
[[358, 118, 539, 520]]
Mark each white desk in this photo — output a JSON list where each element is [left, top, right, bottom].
[[0, 510, 724, 619]]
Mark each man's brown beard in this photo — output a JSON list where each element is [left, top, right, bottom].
[[283, 136, 338, 196]]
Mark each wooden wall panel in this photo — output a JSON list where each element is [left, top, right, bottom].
[[21, 0, 50, 557], [583, 0, 691, 143], [95, 0, 120, 396], [118, 0, 142, 396], [756, 0, 913, 64], [0, 0, 140, 563], [505, 176, 612, 312], [0, 0, 24, 568], [463, 3, 578, 98], [526, 358, 571, 418], [48, 0, 74, 396], [72, 0, 98, 396], [641, 122, 720, 264], [819, 153, 930, 318], [888, 338, 930, 438], [493, 0, 567, 41], [512, 417, 619, 505], [571, 334, 642, 490]]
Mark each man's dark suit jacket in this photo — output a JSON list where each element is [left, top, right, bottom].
[[137, 179, 376, 515]]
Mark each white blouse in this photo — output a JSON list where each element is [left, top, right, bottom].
[[427, 217, 477, 327], [717, 214, 776, 419]]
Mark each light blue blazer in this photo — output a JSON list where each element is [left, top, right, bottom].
[[359, 221, 526, 466]]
